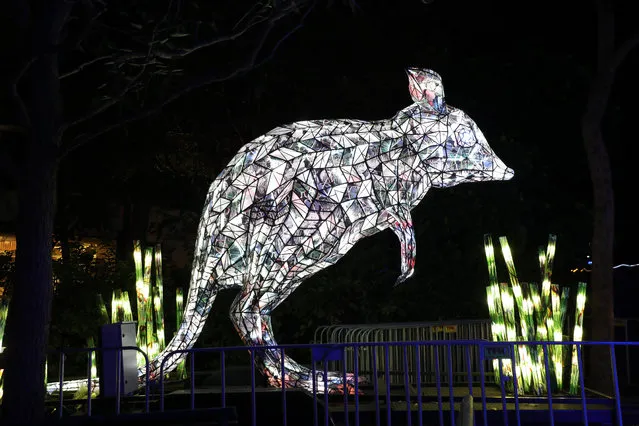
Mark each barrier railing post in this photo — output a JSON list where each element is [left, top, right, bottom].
[[250, 349, 256, 426], [415, 344, 423, 426], [498, 357, 508, 426], [58, 350, 65, 419], [402, 345, 412, 426], [372, 344, 380, 426], [478, 342, 488, 426], [342, 346, 350, 426], [323, 358, 329, 426], [542, 343, 555, 426], [576, 344, 589, 426], [464, 345, 473, 398], [281, 347, 287, 426], [610, 343, 623, 426], [86, 348, 92, 416], [447, 343, 455, 426], [435, 343, 444, 426], [510, 343, 521, 426], [354, 346, 360, 426], [383, 344, 391, 426], [115, 349, 121, 415]]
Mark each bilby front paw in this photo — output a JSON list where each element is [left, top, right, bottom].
[[394, 269, 414, 287]]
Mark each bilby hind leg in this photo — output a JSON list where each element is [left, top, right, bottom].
[[230, 276, 364, 393], [229, 280, 304, 382]]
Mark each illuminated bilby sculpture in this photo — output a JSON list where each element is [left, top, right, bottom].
[[146, 68, 514, 392]]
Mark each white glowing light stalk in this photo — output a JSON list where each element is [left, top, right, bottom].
[[569, 282, 587, 394], [153, 244, 166, 350]]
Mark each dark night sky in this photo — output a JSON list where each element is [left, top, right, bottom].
[[3, 0, 638, 320], [67, 1, 637, 263]]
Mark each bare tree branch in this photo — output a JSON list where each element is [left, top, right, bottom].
[[60, 55, 113, 79], [59, 3, 306, 136], [611, 30, 639, 71], [595, 0, 615, 70], [153, 3, 298, 59], [60, 68, 146, 133], [58, 1, 317, 160], [8, 58, 36, 130]]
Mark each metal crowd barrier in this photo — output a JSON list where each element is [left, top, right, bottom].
[[314, 320, 493, 385], [46, 340, 634, 426], [46, 346, 150, 418]]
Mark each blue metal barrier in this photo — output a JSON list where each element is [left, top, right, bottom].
[[47, 340, 638, 426], [46, 346, 149, 418]]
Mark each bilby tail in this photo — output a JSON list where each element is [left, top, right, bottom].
[[141, 179, 227, 381]]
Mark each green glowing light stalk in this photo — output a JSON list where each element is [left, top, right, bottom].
[[175, 287, 187, 380], [498, 236, 536, 391], [0, 297, 8, 352], [484, 235, 506, 383], [541, 235, 557, 310], [569, 282, 587, 394], [485, 234, 499, 287], [111, 288, 122, 323], [153, 244, 166, 350], [143, 247, 155, 358], [97, 294, 110, 325], [121, 291, 134, 322], [529, 283, 548, 341], [550, 284, 564, 389], [87, 337, 97, 381], [111, 289, 134, 323], [134, 241, 148, 367]]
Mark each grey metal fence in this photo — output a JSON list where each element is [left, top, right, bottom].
[[314, 320, 493, 385]]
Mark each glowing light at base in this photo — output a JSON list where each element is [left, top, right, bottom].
[[139, 68, 513, 392], [484, 234, 586, 395]]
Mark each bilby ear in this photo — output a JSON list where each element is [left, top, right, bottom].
[[405, 67, 446, 113]]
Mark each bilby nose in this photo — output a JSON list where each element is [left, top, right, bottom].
[[503, 167, 514, 180]]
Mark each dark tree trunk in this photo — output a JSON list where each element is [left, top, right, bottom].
[[582, 0, 639, 394], [582, 122, 615, 394], [56, 167, 71, 265], [1, 1, 67, 423], [116, 200, 133, 261], [2, 82, 59, 426]]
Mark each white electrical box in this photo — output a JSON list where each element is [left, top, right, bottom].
[[100, 322, 139, 397]]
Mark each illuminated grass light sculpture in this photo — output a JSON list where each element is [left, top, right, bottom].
[[484, 234, 587, 395], [132, 241, 168, 367]]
